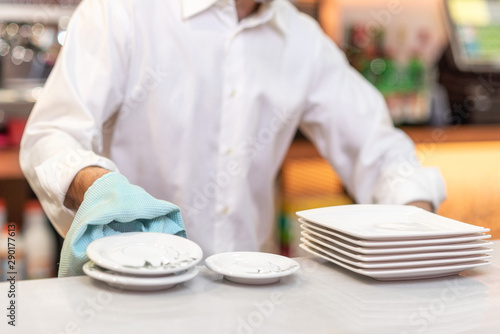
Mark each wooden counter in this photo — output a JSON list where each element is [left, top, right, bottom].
[[286, 125, 500, 161], [0, 148, 22, 179], [401, 125, 500, 143]]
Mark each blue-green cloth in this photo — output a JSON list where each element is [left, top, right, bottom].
[[58, 172, 186, 277]]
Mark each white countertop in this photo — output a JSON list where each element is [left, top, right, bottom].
[[2, 241, 500, 334]]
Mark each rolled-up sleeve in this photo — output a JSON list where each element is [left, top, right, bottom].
[[299, 31, 446, 210], [20, 0, 129, 237]]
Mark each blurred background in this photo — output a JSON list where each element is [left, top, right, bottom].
[[0, 0, 499, 280]]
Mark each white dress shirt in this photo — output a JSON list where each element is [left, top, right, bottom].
[[20, 0, 446, 256]]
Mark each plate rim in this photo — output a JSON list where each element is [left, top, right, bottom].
[[300, 228, 493, 254], [302, 232, 493, 262], [82, 260, 199, 287], [299, 220, 491, 247]]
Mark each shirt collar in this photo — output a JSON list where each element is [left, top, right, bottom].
[[265, 2, 287, 37], [180, 0, 288, 37], [180, 0, 219, 19]]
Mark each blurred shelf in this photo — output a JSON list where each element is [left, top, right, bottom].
[[0, 4, 76, 23], [0, 86, 42, 118], [0, 86, 40, 103]]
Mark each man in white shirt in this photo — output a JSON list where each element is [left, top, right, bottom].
[[20, 0, 445, 256]]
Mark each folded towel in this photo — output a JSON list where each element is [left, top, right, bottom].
[[58, 172, 186, 277]]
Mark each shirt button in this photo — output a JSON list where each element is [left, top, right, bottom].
[[221, 146, 233, 155], [230, 90, 237, 98], [217, 204, 230, 215]]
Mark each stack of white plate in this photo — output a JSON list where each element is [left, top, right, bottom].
[[83, 232, 203, 291], [297, 205, 493, 281]]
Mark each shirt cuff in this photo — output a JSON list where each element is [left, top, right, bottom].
[[372, 166, 447, 212], [34, 150, 119, 216]]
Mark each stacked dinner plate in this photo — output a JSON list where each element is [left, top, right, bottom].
[[297, 205, 493, 281], [83, 232, 203, 291]]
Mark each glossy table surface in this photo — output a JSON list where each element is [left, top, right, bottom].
[[2, 241, 500, 334]]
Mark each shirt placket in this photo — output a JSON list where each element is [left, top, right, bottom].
[[212, 3, 275, 252], [212, 5, 244, 253]]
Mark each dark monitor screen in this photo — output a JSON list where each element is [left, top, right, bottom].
[[444, 0, 500, 72]]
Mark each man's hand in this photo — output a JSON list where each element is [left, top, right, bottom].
[[59, 171, 186, 277], [406, 201, 433, 212], [64, 166, 111, 211]]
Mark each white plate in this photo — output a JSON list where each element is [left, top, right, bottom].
[[300, 237, 492, 269], [86, 232, 203, 276], [82, 261, 199, 291], [205, 252, 300, 285], [296, 205, 489, 240], [300, 220, 491, 247], [299, 244, 491, 281], [300, 228, 493, 254], [301, 232, 493, 262]]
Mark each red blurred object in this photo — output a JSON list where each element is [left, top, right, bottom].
[[7, 118, 27, 147], [24, 199, 43, 213], [0, 134, 8, 148]]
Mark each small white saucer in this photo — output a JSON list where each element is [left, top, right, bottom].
[[205, 252, 300, 285], [86, 232, 203, 276], [82, 261, 199, 291]]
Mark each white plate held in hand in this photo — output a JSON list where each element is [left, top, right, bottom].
[[86, 232, 203, 276], [205, 252, 300, 285]]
